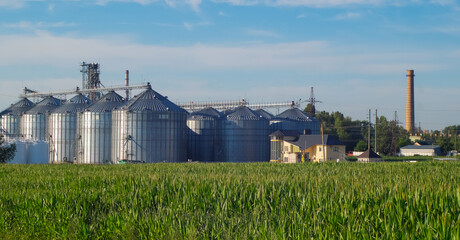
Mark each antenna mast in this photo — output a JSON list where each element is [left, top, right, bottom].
[[306, 87, 321, 117]]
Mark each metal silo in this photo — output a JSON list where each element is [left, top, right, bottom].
[[112, 86, 187, 163], [20, 96, 62, 141], [255, 109, 275, 120], [0, 98, 34, 140], [49, 94, 91, 164], [221, 106, 270, 162], [272, 107, 320, 134], [78, 91, 125, 164], [187, 107, 222, 162]]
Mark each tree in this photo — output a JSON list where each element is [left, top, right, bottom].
[[436, 136, 454, 155], [397, 137, 412, 149], [314, 110, 365, 151], [304, 103, 316, 117], [0, 135, 16, 163], [354, 140, 367, 151]]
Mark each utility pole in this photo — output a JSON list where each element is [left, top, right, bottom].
[[375, 109, 378, 153], [321, 123, 326, 162], [368, 109, 371, 151], [455, 130, 457, 152], [391, 111, 399, 156]]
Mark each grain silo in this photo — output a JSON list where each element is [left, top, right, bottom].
[[0, 98, 34, 140], [220, 105, 270, 162], [187, 107, 222, 162], [254, 109, 275, 120], [112, 86, 187, 163], [272, 107, 320, 135], [49, 94, 91, 163], [20, 96, 62, 141], [78, 91, 125, 164]]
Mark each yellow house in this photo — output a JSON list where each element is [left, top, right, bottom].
[[270, 130, 346, 163]]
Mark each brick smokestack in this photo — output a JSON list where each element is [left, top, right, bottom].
[[406, 70, 415, 134]]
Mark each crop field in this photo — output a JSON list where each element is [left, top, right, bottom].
[[0, 162, 459, 239]]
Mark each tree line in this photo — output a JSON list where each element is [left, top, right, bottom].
[[305, 104, 459, 156]]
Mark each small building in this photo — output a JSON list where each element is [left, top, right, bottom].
[[269, 130, 346, 163], [399, 144, 441, 156], [357, 149, 382, 162]]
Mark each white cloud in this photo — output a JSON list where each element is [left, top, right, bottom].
[[218, 11, 229, 16], [183, 22, 193, 30], [0, 0, 28, 8], [297, 13, 307, 18], [212, 0, 259, 6], [211, 0, 453, 7], [333, 12, 362, 20], [164, 0, 202, 12], [1, 0, 454, 10], [95, 0, 159, 5], [183, 21, 212, 30], [2, 21, 77, 29], [187, 0, 202, 12], [244, 29, 281, 38], [164, 0, 176, 7], [0, 32, 458, 130], [386, 24, 460, 35], [152, 22, 175, 27], [431, 26, 460, 34], [0, 31, 451, 74], [48, 4, 55, 11], [429, 0, 458, 7]]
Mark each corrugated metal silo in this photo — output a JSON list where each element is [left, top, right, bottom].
[[49, 94, 91, 163], [187, 107, 222, 162], [112, 86, 187, 163], [0, 98, 34, 140], [20, 96, 62, 141], [78, 91, 125, 164], [220, 106, 270, 162], [272, 107, 320, 134], [255, 109, 275, 120]]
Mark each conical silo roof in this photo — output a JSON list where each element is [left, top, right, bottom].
[[188, 107, 222, 120], [276, 107, 313, 122], [224, 106, 263, 120], [25, 96, 62, 114], [0, 98, 34, 116], [52, 94, 92, 114], [255, 109, 275, 120], [121, 88, 185, 112], [86, 91, 125, 112]]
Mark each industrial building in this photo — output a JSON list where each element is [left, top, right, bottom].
[[269, 130, 346, 163], [399, 144, 441, 157], [187, 107, 222, 162], [1, 89, 320, 164], [49, 94, 91, 163], [220, 106, 271, 162], [111, 87, 187, 163], [0, 92, 322, 164], [0, 63, 324, 164], [270, 107, 320, 135], [21, 96, 62, 141], [0, 98, 34, 141]]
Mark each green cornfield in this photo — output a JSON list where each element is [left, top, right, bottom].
[[0, 162, 459, 239]]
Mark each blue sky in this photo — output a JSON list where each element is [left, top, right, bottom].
[[0, 0, 459, 130]]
